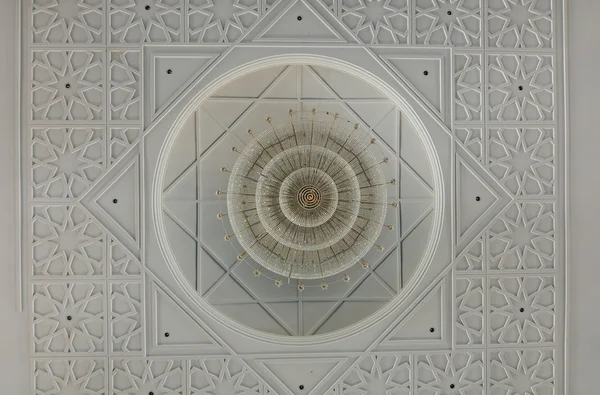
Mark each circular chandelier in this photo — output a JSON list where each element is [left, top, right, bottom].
[[219, 110, 395, 286]]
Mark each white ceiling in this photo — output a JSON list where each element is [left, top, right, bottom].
[[0, 0, 579, 393]]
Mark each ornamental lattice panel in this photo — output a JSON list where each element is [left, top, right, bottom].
[[21, 0, 566, 394]]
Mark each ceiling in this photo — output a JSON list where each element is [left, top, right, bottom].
[[18, 0, 565, 394]]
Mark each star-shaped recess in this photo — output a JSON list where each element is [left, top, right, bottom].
[[32, 282, 106, 354], [488, 127, 555, 196], [489, 276, 555, 345], [340, 0, 409, 44], [34, 359, 106, 394], [416, 353, 484, 394], [415, 0, 482, 47], [112, 360, 184, 394], [487, 54, 554, 122], [32, 206, 105, 277], [31, 50, 104, 121], [333, 355, 411, 394], [109, 50, 141, 122], [188, 0, 259, 43], [32, 127, 104, 199], [109, 0, 183, 43], [488, 0, 553, 48], [488, 202, 554, 271], [31, 0, 104, 43], [189, 359, 271, 394], [490, 349, 555, 395]]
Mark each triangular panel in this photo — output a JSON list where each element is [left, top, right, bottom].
[[456, 149, 512, 254], [255, 357, 349, 395], [381, 56, 443, 115], [153, 54, 218, 117], [252, 0, 345, 43], [80, 150, 141, 257]]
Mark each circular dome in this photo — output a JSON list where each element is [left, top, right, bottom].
[[226, 118, 388, 279], [158, 63, 438, 337]]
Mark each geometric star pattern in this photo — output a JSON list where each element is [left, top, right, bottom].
[[32, 282, 106, 354], [326, 355, 411, 394], [21, 0, 565, 393], [109, 0, 183, 43], [455, 277, 485, 346], [415, 0, 482, 47], [487, 54, 554, 122], [187, 0, 260, 43], [33, 359, 106, 395], [189, 358, 273, 394], [109, 50, 141, 122], [110, 282, 143, 354], [454, 53, 483, 122], [111, 359, 184, 394], [489, 276, 555, 345], [488, 127, 555, 196], [31, 205, 106, 277], [416, 353, 485, 395], [31, 0, 104, 44], [31, 127, 105, 199], [487, 0, 553, 49], [488, 202, 555, 271], [340, 0, 410, 44], [489, 349, 555, 395], [31, 50, 104, 121]]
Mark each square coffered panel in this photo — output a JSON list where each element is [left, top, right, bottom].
[[20, 0, 566, 394]]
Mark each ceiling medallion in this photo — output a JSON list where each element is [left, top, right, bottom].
[[218, 110, 396, 288]]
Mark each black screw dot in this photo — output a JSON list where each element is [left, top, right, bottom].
[[297, 15, 302, 21], [518, 85, 523, 91], [145, 5, 150, 10], [164, 332, 170, 337], [520, 307, 525, 312], [149, 392, 154, 395], [475, 196, 481, 201], [447, 10, 452, 15], [423, 70, 429, 76], [66, 316, 72, 321], [113, 198, 118, 204], [65, 83, 71, 89], [450, 384, 455, 389], [167, 69, 172, 74], [430, 327, 435, 333], [299, 385, 304, 390]]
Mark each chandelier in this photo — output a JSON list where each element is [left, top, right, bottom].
[[219, 110, 395, 287]]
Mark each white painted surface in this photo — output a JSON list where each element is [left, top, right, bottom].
[[567, 0, 600, 394], [0, 0, 29, 393], [0, 0, 598, 393]]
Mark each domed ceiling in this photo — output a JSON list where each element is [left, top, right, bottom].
[[161, 64, 437, 335], [21, 0, 565, 394]]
